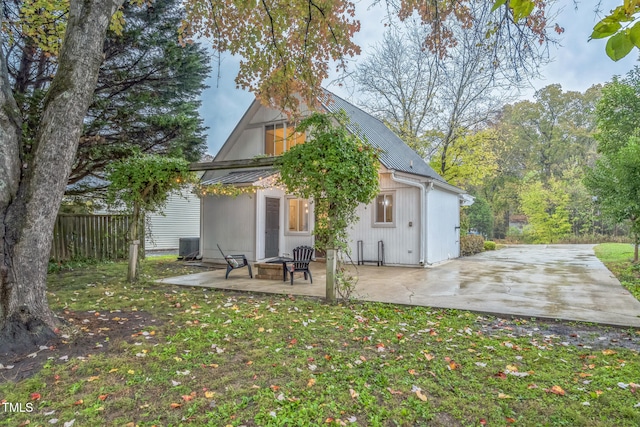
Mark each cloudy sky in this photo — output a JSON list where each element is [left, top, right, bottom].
[[198, 2, 638, 156]]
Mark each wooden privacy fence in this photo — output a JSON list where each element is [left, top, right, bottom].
[[50, 214, 143, 261]]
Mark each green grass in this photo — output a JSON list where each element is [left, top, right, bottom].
[[1, 255, 639, 426], [594, 243, 640, 300]]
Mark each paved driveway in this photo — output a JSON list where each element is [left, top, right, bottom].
[[158, 244, 640, 327]]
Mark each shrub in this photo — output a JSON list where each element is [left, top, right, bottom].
[[484, 241, 496, 251], [461, 235, 484, 256]]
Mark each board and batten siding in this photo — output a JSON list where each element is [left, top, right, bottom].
[[201, 193, 257, 262], [348, 176, 421, 266], [426, 188, 460, 263], [145, 188, 200, 250]]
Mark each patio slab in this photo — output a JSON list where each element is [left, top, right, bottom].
[[157, 244, 640, 328]]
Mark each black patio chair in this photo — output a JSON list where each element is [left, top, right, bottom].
[[287, 245, 314, 285], [217, 244, 253, 279]]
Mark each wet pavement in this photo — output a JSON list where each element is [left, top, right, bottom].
[[157, 244, 640, 328]]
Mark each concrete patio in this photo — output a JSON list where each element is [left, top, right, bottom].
[[157, 244, 640, 328]]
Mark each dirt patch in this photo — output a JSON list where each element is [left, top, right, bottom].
[[0, 310, 160, 383], [480, 317, 640, 352]]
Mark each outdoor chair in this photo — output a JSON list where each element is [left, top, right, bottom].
[[287, 245, 314, 285], [217, 244, 253, 279]]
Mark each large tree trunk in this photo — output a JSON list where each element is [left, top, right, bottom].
[[0, 0, 124, 357]]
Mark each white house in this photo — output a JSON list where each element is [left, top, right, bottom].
[[144, 187, 200, 251], [195, 90, 469, 266]]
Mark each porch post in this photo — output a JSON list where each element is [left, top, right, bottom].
[[325, 247, 336, 302]]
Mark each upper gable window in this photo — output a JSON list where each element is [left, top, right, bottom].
[[265, 122, 305, 156]]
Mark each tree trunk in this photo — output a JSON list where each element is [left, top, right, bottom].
[[0, 0, 124, 357]]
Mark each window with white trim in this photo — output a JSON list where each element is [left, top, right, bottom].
[[287, 198, 310, 232], [374, 193, 394, 225], [265, 122, 305, 156]]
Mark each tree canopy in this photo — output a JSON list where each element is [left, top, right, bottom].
[[5, 0, 210, 196]]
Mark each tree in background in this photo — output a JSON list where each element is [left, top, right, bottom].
[[465, 195, 494, 238], [585, 140, 640, 262], [429, 128, 500, 188], [276, 112, 379, 302], [496, 84, 600, 180], [105, 155, 194, 282], [519, 178, 571, 243], [5, 0, 210, 197], [482, 84, 600, 239], [584, 68, 640, 261], [355, 2, 542, 171]]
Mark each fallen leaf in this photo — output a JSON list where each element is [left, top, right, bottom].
[[602, 349, 617, 356], [30, 393, 41, 401], [205, 391, 215, 398], [73, 400, 83, 405], [415, 390, 428, 401], [546, 385, 565, 396], [181, 394, 194, 402], [498, 393, 512, 399], [307, 378, 316, 387], [349, 388, 359, 399], [423, 353, 434, 361], [98, 394, 108, 401], [387, 387, 403, 395], [270, 385, 280, 391], [170, 403, 182, 409], [87, 376, 100, 382]]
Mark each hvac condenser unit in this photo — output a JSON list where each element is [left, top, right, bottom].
[[178, 237, 200, 260]]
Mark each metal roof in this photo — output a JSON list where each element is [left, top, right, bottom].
[[201, 169, 277, 185], [321, 90, 446, 182]]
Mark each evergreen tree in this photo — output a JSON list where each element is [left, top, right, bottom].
[[6, 0, 210, 195]]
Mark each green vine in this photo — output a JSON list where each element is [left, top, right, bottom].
[[194, 182, 257, 198], [275, 111, 380, 300]]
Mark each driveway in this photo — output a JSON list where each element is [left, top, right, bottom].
[[158, 244, 640, 327]]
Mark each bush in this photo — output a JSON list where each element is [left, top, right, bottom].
[[461, 235, 484, 256], [484, 241, 496, 251]]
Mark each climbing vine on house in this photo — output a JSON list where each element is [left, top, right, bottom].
[[194, 182, 257, 198], [275, 111, 379, 301]]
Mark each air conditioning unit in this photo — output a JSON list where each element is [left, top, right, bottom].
[[178, 237, 200, 260]]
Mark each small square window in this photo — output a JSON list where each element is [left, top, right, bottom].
[[374, 194, 393, 224]]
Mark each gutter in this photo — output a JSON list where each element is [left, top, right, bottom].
[[390, 171, 433, 266]]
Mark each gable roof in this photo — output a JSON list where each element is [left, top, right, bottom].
[[320, 90, 446, 183]]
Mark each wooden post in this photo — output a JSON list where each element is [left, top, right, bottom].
[[128, 240, 139, 282], [127, 202, 141, 282], [326, 247, 336, 303]]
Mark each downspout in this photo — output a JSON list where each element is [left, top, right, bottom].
[[390, 171, 432, 266]]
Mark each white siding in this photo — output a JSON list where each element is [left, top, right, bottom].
[[426, 188, 460, 264], [201, 193, 257, 262], [223, 128, 263, 160], [347, 177, 421, 266], [145, 188, 200, 250], [255, 189, 315, 261]]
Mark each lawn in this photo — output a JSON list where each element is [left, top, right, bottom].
[[594, 243, 640, 300], [0, 250, 639, 426]]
